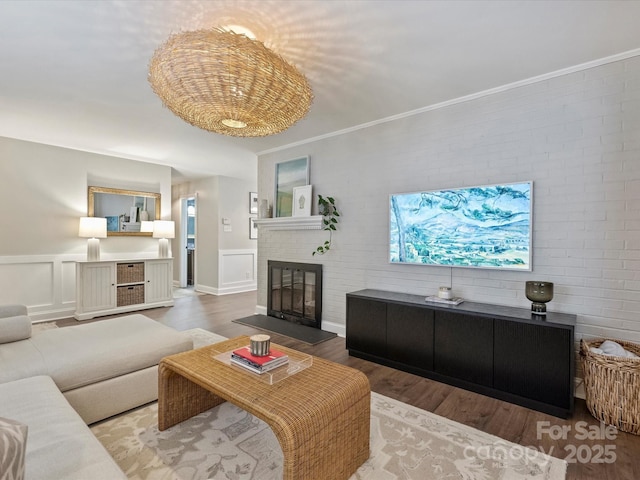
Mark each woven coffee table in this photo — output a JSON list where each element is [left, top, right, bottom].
[[158, 335, 370, 480]]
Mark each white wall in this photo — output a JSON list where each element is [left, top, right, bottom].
[[216, 176, 258, 294], [257, 56, 640, 346], [0, 137, 172, 320], [172, 175, 257, 295]]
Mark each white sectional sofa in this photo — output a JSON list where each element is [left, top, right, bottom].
[[0, 376, 127, 480], [0, 305, 193, 480]]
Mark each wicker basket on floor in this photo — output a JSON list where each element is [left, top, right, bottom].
[[580, 338, 640, 435]]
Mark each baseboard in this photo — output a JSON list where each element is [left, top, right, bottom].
[[216, 283, 257, 295], [196, 283, 257, 296], [30, 307, 77, 322], [321, 320, 346, 338], [255, 305, 267, 315]]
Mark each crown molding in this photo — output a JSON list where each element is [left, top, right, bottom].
[[258, 48, 640, 156]]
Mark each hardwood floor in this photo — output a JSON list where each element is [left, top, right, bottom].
[[61, 290, 640, 480]]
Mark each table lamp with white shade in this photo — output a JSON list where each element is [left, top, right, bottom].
[[153, 220, 175, 258], [78, 217, 107, 261]]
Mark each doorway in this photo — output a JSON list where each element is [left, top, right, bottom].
[[180, 196, 196, 288]]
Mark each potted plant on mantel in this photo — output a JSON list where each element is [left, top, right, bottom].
[[313, 195, 339, 255]]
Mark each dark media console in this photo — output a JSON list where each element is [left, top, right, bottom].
[[346, 289, 576, 418]]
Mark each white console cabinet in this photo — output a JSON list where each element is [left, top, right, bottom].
[[75, 258, 174, 320]]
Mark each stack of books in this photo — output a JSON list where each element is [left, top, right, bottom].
[[230, 346, 289, 374], [425, 295, 464, 306]]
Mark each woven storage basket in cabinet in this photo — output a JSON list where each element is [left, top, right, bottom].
[[117, 262, 144, 284], [117, 284, 145, 307], [580, 338, 640, 435]]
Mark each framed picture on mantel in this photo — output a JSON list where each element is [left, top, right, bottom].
[[274, 156, 309, 217], [293, 185, 312, 217]]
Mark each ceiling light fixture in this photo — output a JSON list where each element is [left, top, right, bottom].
[[148, 28, 313, 137]]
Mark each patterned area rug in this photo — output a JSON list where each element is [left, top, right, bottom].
[[91, 328, 567, 480], [92, 394, 566, 480], [184, 328, 227, 349], [31, 321, 58, 332]]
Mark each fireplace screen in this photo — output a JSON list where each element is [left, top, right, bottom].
[[268, 261, 322, 329]]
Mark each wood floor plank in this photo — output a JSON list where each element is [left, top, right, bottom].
[[57, 290, 640, 479]]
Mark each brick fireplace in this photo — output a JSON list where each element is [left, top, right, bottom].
[[267, 260, 322, 329]]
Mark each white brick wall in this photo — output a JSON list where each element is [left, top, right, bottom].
[[257, 56, 640, 345]]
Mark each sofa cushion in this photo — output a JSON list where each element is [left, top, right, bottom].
[[0, 416, 28, 480], [29, 314, 192, 392], [0, 341, 46, 385], [0, 376, 126, 480], [0, 305, 28, 319], [0, 315, 31, 344]]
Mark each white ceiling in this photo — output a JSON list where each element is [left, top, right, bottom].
[[1, 0, 640, 183]]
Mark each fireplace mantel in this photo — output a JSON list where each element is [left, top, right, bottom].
[[254, 216, 323, 230]]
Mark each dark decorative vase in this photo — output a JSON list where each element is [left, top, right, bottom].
[[525, 281, 554, 316]]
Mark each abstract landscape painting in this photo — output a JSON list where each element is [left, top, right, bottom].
[[390, 182, 532, 270]]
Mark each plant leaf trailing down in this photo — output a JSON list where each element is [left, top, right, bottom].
[[313, 195, 339, 255]]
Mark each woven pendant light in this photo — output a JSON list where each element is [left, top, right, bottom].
[[148, 28, 313, 137]]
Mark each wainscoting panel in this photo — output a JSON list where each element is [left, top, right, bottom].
[[61, 260, 78, 305], [0, 260, 53, 306], [215, 249, 257, 295], [0, 255, 82, 321]]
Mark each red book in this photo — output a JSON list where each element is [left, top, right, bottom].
[[231, 346, 288, 367]]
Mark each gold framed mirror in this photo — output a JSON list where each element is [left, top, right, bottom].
[[88, 186, 161, 236]]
